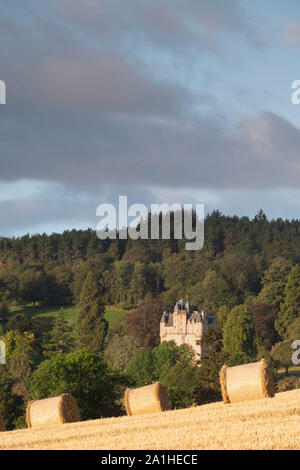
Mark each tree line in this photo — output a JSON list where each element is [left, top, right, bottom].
[[1, 209, 300, 428]]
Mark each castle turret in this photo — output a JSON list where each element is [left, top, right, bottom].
[[160, 300, 217, 361]]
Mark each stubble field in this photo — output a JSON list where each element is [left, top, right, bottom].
[[1, 388, 300, 450]]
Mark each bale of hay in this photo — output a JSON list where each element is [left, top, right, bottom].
[[26, 394, 80, 428], [220, 359, 275, 404], [124, 382, 170, 416], [0, 413, 5, 432]]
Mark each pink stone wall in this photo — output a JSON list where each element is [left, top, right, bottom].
[[160, 308, 216, 359]]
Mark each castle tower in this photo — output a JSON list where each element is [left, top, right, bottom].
[[160, 300, 217, 360]]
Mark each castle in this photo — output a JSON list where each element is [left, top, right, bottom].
[[160, 300, 217, 359]]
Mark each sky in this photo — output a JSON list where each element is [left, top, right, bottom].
[[1, 0, 300, 236]]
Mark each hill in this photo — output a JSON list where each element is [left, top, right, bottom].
[[1, 388, 300, 450]]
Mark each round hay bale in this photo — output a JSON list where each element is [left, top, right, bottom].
[[124, 382, 170, 416], [0, 413, 6, 432], [219, 359, 275, 404], [26, 394, 80, 428]]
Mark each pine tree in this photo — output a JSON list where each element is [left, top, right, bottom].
[[275, 265, 300, 338], [44, 308, 74, 357], [77, 271, 108, 353], [195, 327, 229, 404]]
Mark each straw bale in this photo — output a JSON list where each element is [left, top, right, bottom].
[[219, 359, 275, 404], [124, 382, 169, 416], [26, 394, 80, 428]]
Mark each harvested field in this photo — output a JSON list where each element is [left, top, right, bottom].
[[1, 389, 300, 450]]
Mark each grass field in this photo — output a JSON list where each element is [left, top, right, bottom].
[[104, 307, 132, 325], [3, 305, 129, 350], [8, 304, 78, 327], [7, 305, 129, 329], [1, 388, 300, 450]]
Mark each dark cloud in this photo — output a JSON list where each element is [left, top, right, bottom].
[[0, 3, 296, 191], [0, 10, 192, 116], [1, 98, 300, 189], [36, 51, 192, 114], [0, 0, 295, 238]]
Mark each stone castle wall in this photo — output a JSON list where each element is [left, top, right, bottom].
[[160, 305, 216, 359]]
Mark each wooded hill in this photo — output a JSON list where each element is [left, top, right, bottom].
[[1, 209, 300, 311], [1, 209, 300, 430]]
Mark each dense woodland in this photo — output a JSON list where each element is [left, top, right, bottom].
[[1, 210, 300, 429]]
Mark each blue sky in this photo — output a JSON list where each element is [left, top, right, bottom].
[[1, 0, 300, 236]]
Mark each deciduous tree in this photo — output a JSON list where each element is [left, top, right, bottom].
[[223, 305, 257, 362], [30, 349, 128, 420], [275, 265, 300, 338]]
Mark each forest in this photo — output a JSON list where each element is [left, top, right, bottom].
[[1, 209, 300, 429]]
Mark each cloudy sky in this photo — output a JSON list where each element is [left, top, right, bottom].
[[1, 0, 300, 236]]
